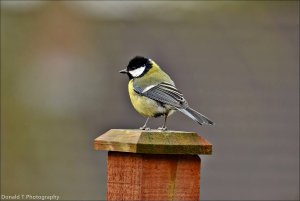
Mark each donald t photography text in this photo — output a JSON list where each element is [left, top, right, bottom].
[[1, 194, 60, 200]]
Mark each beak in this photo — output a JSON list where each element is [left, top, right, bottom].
[[119, 69, 128, 74]]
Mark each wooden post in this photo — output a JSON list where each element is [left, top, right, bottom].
[[94, 129, 212, 201]]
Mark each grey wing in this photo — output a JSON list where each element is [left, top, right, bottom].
[[134, 82, 188, 109]]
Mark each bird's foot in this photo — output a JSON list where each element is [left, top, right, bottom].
[[139, 126, 151, 130], [158, 126, 168, 131]]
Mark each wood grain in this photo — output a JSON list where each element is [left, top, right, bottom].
[[95, 129, 212, 155], [107, 152, 201, 201], [107, 152, 142, 200]]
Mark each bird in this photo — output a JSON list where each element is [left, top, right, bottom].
[[119, 56, 214, 130]]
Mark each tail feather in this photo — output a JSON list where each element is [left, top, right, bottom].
[[178, 107, 214, 125]]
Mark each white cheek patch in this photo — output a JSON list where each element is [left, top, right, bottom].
[[129, 66, 146, 77]]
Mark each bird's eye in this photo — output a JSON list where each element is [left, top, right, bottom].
[[133, 66, 141, 70]]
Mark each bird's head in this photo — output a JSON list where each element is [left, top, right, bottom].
[[119, 56, 153, 79]]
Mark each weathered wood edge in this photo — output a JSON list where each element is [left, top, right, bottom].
[[94, 129, 213, 155], [94, 140, 137, 153]]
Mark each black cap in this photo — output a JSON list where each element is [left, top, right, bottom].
[[127, 56, 150, 71]]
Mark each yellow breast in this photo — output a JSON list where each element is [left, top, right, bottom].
[[128, 80, 166, 117]]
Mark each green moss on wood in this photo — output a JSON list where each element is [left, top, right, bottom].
[[94, 129, 212, 155]]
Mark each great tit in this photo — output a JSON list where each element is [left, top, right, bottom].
[[120, 56, 214, 130]]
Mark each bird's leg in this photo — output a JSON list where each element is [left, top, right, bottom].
[[158, 115, 168, 131], [140, 117, 150, 130]]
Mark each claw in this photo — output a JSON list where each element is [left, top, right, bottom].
[[158, 115, 168, 131], [140, 117, 150, 130], [158, 127, 168, 131], [140, 126, 150, 130]]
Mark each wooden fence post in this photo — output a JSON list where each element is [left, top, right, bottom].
[[94, 129, 212, 201]]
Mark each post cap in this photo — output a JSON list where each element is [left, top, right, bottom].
[[94, 129, 212, 155]]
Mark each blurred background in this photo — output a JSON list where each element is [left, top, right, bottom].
[[1, 1, 299, 200]]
